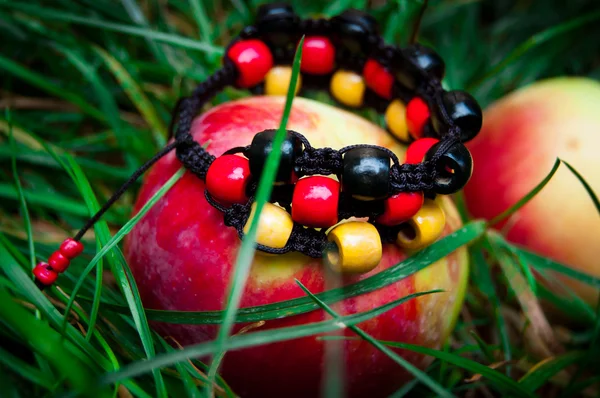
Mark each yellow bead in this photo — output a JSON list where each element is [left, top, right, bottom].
[[330, 70, 366, 108], [325, 221, 382, 274], [396, 199, 446, 250], [243, 202, 293, 249], [264, 66, 301, 96], [385, 100, 410, 141]]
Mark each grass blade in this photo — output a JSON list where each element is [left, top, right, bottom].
[[65, 155, 168, 398], [319, 336, 535, 398], [51, 287, 122, 373], [0, 287, 108, 396], [207, 36, 304, 387], [489, 232, 561, 357], [388, 378, 420, 398], [190, 0, 213, 44], [94, 45, 167, 146], [7, 111, 35, 269], [0, 253, 146, 398], [296, 281, 454, 398], [0, 346, 54, 389], [0, 119, 45, 151], [562, 160, 600, 214], [86, 220, 487, 324], [502, 243, 600, 289], [559, 160, 600, 396], [0, 241, 110, 368], [561, 376, 600, 398], [470, 238, 512, 375], [1, 2, 224, 55], [323, 0, 366, 17], [518, 351, 586, 392], [0, 54, 104, 121], [1, 234, 151, 398], [157, 339, 202, 398], [119, 0, 168, 63], [488, 158, 561, 226], [0, 370, 20, 398], [98, 290, 437, 386], [61, 167, 185, 338], [536, 281, 595, 324], [6, 110, 55, 383], [472, 10, 600, 88], [505, 242, 538, 296], [0, 183, 122, 223], [469, 331, 497, 363], [51, 43, 142, 166], [0, 143, 134, 182]]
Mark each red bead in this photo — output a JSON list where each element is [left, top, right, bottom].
[[33, 263, 58, 286], [48, 251, 70, 273], [301, 36, 335, 75], [363, 59, 394, 99], [60, 238, 84, 259], [206, 155, 251, 205], [406, 97, 430, 139], [227, 39, 273, 88], [292, 176, 340, 228], [376, 192, 424, 226], [405, 138, 440, 164]]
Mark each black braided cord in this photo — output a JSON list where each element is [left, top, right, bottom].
[[71, 12, 466, 261], [30, 5, 484, 292], [163, 14, 467, 258]]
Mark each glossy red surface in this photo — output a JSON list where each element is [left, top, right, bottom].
[[291, 176, 339, 228], [206, 155, 251, 204], [406, 97, 430, 139], [301, 36, 335, 75], [33, 263, 58, 285], [59, 238, 84, 259], [124, 97, 466, 398], [227, 39, 273, 88], [404, 138, 439, 164], [363, 59, 394, 99], [48, 251, 70, 273], [377, 192, 425, 226]]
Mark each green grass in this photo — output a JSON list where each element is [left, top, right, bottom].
[[1, 0, 600, 397], [206, 36, 304, 393]]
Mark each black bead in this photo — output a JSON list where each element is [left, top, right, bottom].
[[330, 9, 379, 55], [424, 142, 473, 194], [248, 129, 303, 183], [431, 90, 483, 142], [392, 45, 445, 90], [342, 147, 390, 200], [406, 44, 445, 80], [391, 51, 422, 91], [255, 3, 300, 47]]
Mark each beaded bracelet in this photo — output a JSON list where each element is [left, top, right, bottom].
[[33, 4, 482, 287]]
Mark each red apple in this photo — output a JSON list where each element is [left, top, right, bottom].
[[125, 96, 469, 397], [464, 77, 600, 304]]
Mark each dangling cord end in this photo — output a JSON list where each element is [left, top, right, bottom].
[[33, 238, 85, 290], [33, 140, 182, 289]]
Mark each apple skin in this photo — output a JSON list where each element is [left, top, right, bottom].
[[125, 96, 469, 397], [464, 78, 600, 304]]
